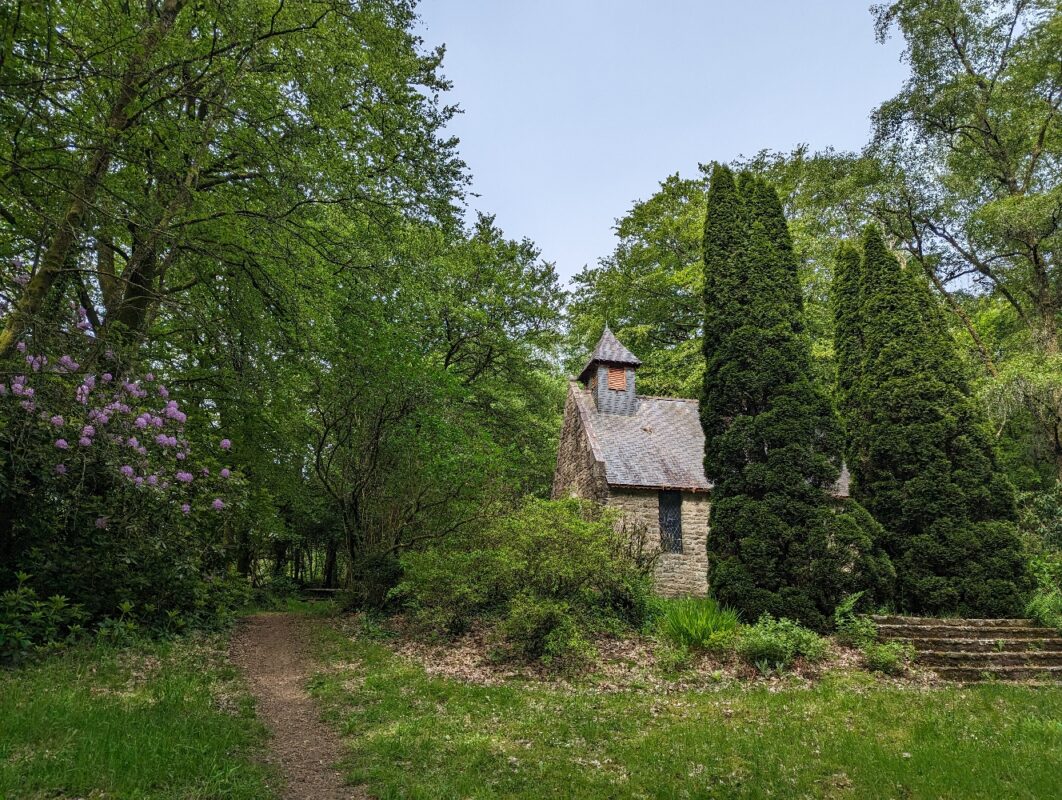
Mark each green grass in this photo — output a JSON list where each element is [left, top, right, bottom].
[[0, 634, 276, 799], [310, 622, 1062, 799]]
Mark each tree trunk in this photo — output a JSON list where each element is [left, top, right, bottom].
[[0, 0, 188, 357], [323, 539, 338, 589]]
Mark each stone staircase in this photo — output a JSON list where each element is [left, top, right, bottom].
[[872, 615, 1062, 682]]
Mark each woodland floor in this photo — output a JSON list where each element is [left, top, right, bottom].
[[230, 612, 368, 800]]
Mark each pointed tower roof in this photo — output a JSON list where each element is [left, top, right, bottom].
[[577, 326, 641, 383]]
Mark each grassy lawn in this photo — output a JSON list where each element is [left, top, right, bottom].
[[310, 621, 1062, 800], [0, 634, 276, 800]]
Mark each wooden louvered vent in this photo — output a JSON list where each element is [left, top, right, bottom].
[[607, 366, 626, 391]]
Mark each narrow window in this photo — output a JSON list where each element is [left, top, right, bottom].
[[658, 490, 682, 553], [607, 366, 626, 391]]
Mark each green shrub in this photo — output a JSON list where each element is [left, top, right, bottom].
[[833, 592, 877, 647], [392, 498, 655, 669], [1026, 588, 1062, 630], [736, 614, 828, 671], [1025, 553, 1062, 631], [861, 641, 914, 675], [1019, 487, 1062, 550], [1, 573, 87, 664], [658, 597, 739, 652], [655, 642, 693, 674]]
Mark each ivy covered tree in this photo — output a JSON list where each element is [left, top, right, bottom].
[[835, 227, 1030, 616], [701, 165, 893, 630]]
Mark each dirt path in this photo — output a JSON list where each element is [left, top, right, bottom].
[[230, 612, 367, 800]]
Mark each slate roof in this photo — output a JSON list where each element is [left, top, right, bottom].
[[570, 383, 712, 492], [576, 327, 642, 383], [567, 383, 851, 497]]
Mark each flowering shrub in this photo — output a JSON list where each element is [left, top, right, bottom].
[[0, 306, 247, 629]]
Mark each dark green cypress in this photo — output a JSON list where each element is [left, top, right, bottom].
[[832, 242, 862, 429], [701, 167, 893, 629], [837, 226, 1029, 616]]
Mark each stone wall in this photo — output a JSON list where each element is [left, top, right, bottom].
[[606, 487, 709, 597], [551, 386, 608, 503]]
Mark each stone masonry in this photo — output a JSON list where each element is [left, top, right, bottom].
[[605, 488, 709, 597]]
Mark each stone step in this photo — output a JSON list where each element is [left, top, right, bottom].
[[877, 623, 1051, 640], [917, 650, 1062, 667], [898, 636, 1062, 653], [930, 664, 1062, 683], [871, 615, 1032, 628]]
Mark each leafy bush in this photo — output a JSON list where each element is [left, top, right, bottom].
[[1019, 488, 1062, 551], [0, 573, 86, 664], [736, 614, 828, 671], [392, 498, 655, 668], [657, 597, 739, 652], [833, 592, 877, 648], [1025, 553, 1062, 631], [0, 327, 247, 633], [861, 641, 914, 675]]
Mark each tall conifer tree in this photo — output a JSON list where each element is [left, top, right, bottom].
[[701, 166, 893, 629], [835, 227, 1029, 615]]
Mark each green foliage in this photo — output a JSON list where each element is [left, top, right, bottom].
[[0, 574, 86, 665], [835, 227, 1030, 615], [701, 165, 893, 630], [861, 641, 915, 676], [656, 597, 740, 652], [871, 2, 1062, 474], [1025, 552, 1062, 631], [1020, 487, 1062, 551], [735, 614, 828, 671], [392, 498, 655, 669], [833, 592, 878, 648]]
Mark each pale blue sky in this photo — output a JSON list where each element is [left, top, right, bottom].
[[417, 1, 908, 281]]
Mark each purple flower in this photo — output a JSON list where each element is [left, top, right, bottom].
[[50, 415, 64, 427], [180, 503, 191, 515], [55, 464, 67, 475], [15, 341, 26, 352], [127, 437, 139, 448], [155, 433, 169, 447], [95, 516, 108, 529], [175, 452, 186, 460], [102, 373, 113, 382], [220, 439, 231, 450], [220, 468, 231, 478], [81, 425, 95, 438], [136, 446, 147, 456], [58, 355, 79, 372], [78, 436, 92, 447], [119, 465, 134, 478], [211, 498, 225, 511], [146, 474, 159, 486], [145, 372, 155, 382], [20, 400, 34, 412], [134, 416, 148, 429], [76, 384, 90, 404], [158, 385, 169, 399], [134, 476, 144, 487], [54, 438, 69, 450], [176, 471, 193, 483]]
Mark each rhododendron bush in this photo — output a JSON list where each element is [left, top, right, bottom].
[[0, 319, 248, 626]]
